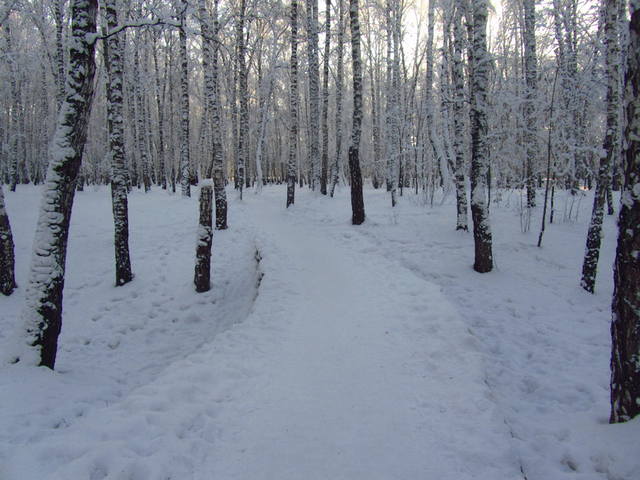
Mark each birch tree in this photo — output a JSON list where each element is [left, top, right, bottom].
[[236, 0, 249, 197], [452, 0, 469, 231], [199, 0, 227, 229], [469, 0, 493, 273], [287, 0, 299, 207], [320, 0, 330, 195], [348, 0, 365, 224], [0, 184, 16, 295], [523, 0, 537, 208], [329, 0, 344, 197], [610, 0, 640, 423], [581, 0, 620, 293], [306, 0, 321, 190], [20, 0, 98, 369], [104, 0, 133, 287], [178, 0, 190, 197]]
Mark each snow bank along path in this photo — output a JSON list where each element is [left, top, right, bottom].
[[1, 186, 523, 479]]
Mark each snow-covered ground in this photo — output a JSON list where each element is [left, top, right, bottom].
[[1, 184, 638, 480]]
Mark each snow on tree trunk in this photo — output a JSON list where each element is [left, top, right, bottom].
[[200, 0, 227, 229], [610, 0, 640, 423], [307, 0, 321, 191], [0, 184, 16, 296], [133, 42, 151, 193], [348, 0, 365, 225], [152, 32, 167, 190], [581, 0, 620, 293], [320, 0, 331, 195], [469, 0, 493, 273], [20, 0, 98, 369], [104, 0, 133, 288], [524, 0, 538, 208], [236, 0, 249, 198], [330, 0, 344, 198], [5, 24, 22, 192], [452, 0, 469, 231], [54, 0, 65, 110], [179, 0, 191, 198], [194, 183, 213, 293], [384, 0, 396, 202], [287, 0, 299, 207]]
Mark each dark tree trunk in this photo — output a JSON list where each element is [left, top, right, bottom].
[[610, 0, 640, 423], [179, 0, 191, 198], [524, 0, 538, 208], [287, 0, 298, 208], [330, 0, 344, 198], [349, 0, 365, 224], [236, 0, 248, 199], [469, 0, 493, 273], [581, 0, 619, 293], [194, 184, 213, 293], [320, 0, 331, 195], [21, 0, 98, 369], [0, 185, 16, 296], [104, 0, 133, 287]]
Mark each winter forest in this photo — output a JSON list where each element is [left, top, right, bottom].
[[1, 0, 640, 477]]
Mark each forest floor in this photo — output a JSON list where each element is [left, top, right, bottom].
[[1, 184, 639, 480]]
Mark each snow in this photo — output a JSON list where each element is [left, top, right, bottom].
[[1, 184, 639, 480]]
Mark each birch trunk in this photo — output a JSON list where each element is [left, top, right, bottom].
[[349, 0, 365, 224], [581, 0, 620, 293], [452, 0, 469, 231], [307, 0, 321, 190], [610, 0, 640, 423], [0, 184, 16, 295], [194, 184, 213, 293], [524, 0, 537, 208], [104, 0, 133, 287], [20, 0, 98, 369], [179, 0, 191, 197], [320, 0, 331, 195], [236, 0, 249, 197], [199, 0, 228, 229], [287, 0, 299, 207], [330, 0, 344, 197], [469, 0, 493, 273]]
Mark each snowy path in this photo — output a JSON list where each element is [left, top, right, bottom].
[[202, 192, 520, 479], [1, 187, 528, 479]]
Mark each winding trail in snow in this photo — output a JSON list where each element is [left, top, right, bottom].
[[203, 191, 520, 479], [2, 188, 522, 480]]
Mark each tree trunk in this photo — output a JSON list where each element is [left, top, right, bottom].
[[104, 0, 133, 287], [194, 184, 213, 293], [610, 0, 640, 423], [581, 0, 619, 293], [452, 0, 469, 231], [306, 0, 321, 190], [524, 0, 538, 208], [236, 0, 249, 198], [54, 0, 65, 110], [469, 0, 493, 273], [330, 0, 344, 197], [20, 0, 97, 369], [348, 0, 365, 224], [287, 0, 299, 207], [199, 0, 228, 229], [152, 32, 167, 190], [179, 0, 191, 197], [0, 184, 16, 296], [320, 0, 331, 195]]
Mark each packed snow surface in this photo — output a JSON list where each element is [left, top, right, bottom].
[[1, 184, 638, 479]]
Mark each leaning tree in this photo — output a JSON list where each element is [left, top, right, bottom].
[[610, 0, 640, 423]]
